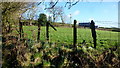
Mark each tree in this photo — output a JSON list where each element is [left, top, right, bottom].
[[46, 6, 65, 23], [0, 2, 35, 36], [1, 1, 79, 37], [45, 1, 64, 23], [37, 13, 47, 42], [56, 6, 65, 23], [47, 5, 57, 23], [25, 6, 40, 26]]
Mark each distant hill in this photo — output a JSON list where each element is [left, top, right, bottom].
[[97, 27, 120, 32]]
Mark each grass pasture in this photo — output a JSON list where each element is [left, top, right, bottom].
[[3, 25, 119, 67], [21, 26, 119, 49]]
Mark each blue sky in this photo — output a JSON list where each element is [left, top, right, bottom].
[[56, 2, 118, 28], [24, 2, 118, 28]]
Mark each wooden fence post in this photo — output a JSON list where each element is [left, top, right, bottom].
[[46, 21, 49, 41], [90, 20, 97, 48], [73, 20, 77, 51], [19, 18, 24, 39]]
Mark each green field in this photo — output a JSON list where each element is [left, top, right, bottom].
[[4, 26, 119, 67], [21, 26, 119, 49]]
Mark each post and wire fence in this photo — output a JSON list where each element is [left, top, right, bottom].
[[37, 19, 97, 49]]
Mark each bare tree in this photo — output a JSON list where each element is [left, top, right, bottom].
[[26, 6, 39, 25], [47, 5, 58, 22], [57, 6, 65, 23], [46, 6, 64, 23]]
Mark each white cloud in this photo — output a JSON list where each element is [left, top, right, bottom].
[[45, 13, 53, 21], [65, 10, 80, 24], [67, 14, 71, 18], [72, 10, 80, 16]]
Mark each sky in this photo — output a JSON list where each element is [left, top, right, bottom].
[[24, 2, 119, 28], [56, 2, 118, 28]]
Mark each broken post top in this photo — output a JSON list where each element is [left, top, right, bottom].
[[74, 20, 77, 24], [48, 22, 57, 31], [90, 20, 95, 28], [91, 20, 95, 24], [90, 20, 95, 25]]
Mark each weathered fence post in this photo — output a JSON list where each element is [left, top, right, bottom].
[[73, 20, 77, 51], [46, 21, 57, 42], [46, 21, 49, 41], [19, 18, 24, 39], [90, 20, 97, 48], [46, 16, 57, 41]]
